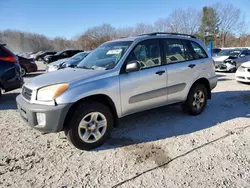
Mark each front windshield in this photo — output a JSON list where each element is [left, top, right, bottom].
[[217, 49, 241, 57], [71, 52, 88, 61], [77, 41, 132, 70], [54, 51, 64, 56]]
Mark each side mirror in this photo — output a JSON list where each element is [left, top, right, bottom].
[[125, 61, 141, 73]]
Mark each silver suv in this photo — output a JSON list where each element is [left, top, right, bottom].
[[16, 33, 218, 150]]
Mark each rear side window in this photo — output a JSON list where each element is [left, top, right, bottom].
[[190, 41, 208, 59], [164, 39, 185, 64], [0, 46, 11, 57]]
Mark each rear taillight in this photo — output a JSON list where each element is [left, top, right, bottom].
[[0, 56, 16, 63]]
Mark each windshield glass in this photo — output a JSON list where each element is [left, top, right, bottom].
[[54, 51, 64, 56], [217, 49, 241, 57], [77, 41, 132, 70], [71, 52, 89, 61]]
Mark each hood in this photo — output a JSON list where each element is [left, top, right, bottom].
[[48, 58, 69, 66], [212, 56, 230, 62], [241, 61, 250, 68], [25, 68, 106, 90]]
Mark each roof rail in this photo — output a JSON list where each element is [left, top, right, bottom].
[[138, 32, 197, 39]]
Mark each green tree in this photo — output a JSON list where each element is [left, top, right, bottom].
[[199, 6, 220, 46]]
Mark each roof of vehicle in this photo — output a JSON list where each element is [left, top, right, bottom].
[[111, 32, 199, 43]]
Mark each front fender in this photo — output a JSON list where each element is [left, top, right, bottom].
[[55, 75, 122, 116]]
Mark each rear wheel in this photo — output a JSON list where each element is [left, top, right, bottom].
[[65, 102, 113, 150], [20, 67, 27, 77], [182, 83, 208, 115]]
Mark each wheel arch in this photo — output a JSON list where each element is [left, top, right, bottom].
[[189, 78, 211, 99], [63, 94, 119, 130]]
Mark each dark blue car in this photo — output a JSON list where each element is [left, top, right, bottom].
[[0, 44, 23, 97]]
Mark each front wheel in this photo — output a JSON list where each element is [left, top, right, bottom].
[[182, 83, 208, 115], [65, 102, 113, 150]]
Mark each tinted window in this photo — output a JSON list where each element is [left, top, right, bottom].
[[190, 42, 208, 59], [18, 56, 26, 60], [0, 46, 10, 57], [212, 49, 221, 53], [127, 40, 161, 69], [217, 49, 241, 57], [164, 39, 185, 64], [241, 50, 248, 56]]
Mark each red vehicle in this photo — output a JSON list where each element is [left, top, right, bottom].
[[18, 56, 38, 76]]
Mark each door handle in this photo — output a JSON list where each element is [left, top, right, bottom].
[[155, 70, 165, 75], [188, 64, 196, 68]]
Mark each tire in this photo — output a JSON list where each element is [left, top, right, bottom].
[[182, 83, 208, 115], [20, 67, 27, 77], [229, 68, 236, 73], [65, 102, 113, 150]]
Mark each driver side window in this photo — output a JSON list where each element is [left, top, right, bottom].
[[127, 40, 161, 70]]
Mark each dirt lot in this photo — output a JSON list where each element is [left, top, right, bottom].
[[0, 63, 250, 188]]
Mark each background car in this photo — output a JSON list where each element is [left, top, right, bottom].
[[18, 55, 38, 76], [35, 51, 57, 61], [46, 51, 91, 72], [0, 44, 23, 97], [213, 48, 250, 72], [43, 49, 83, 64], [235, 61, 250, 83], [212, 48, 222, 56], [29, 51, 43, 59]]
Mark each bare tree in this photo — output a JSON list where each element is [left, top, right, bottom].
[[154, 18, 169, 32], [215, 3, 246, 47], [133, 23, 155, 35], [115, 27, 134, 38], [165, 8, 201, 34]]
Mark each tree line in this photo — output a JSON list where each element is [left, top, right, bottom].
[[0, 3, 249, 53]]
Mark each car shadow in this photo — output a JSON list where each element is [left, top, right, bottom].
[[99, 90, 250, 150], [0, 92, 19, 110], [216, 74, 227, 78], [218, 78, 233, 82]]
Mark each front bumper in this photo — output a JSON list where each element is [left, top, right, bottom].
[[215, 62, 236, 72], [235, 71, 250, 83], [16, 95, 72, 133]]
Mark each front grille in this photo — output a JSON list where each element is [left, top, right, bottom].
[[22, 86, 32, 101]]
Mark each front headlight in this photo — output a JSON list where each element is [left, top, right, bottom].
[[37, 83, 68, 101], [48, 65, 58, 72]]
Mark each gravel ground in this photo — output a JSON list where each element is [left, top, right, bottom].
[[0, 62, 249, 188]]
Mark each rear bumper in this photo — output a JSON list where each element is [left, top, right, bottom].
[[208, 75, 218, 90], [16, 95, 72, 133], [4, 76, 24, 92]]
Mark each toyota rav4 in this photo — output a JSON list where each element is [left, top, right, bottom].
[[16, 33, 218, 150]]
